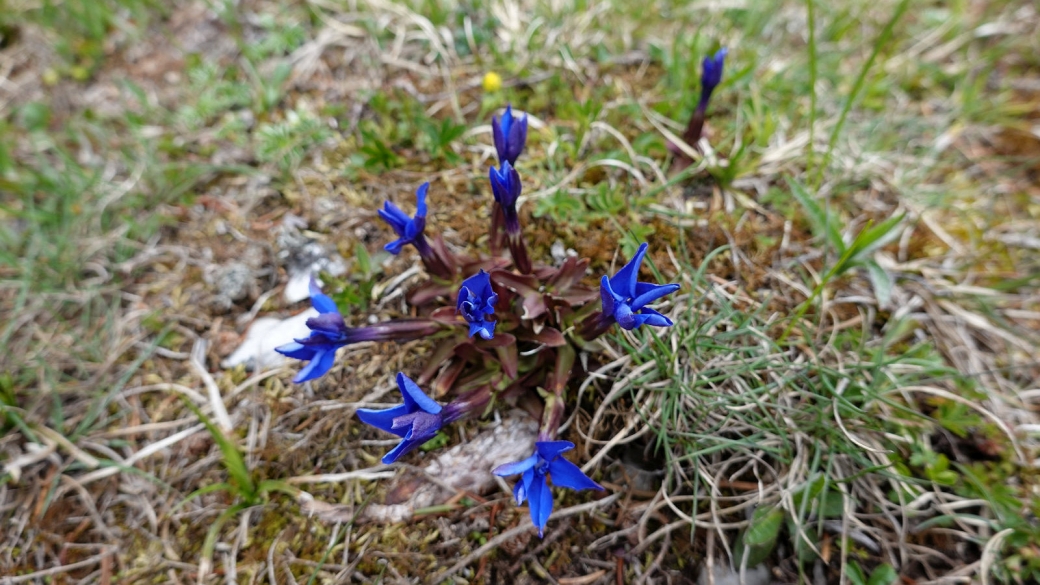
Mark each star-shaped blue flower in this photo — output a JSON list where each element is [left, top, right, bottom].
[[494, 441, 603, 537], [275, 277, 350, 383], [356, 373, 445, 464], [457, 270, 498, 340], [600, 243, 680, 330], [698, 48, 727, 111], [492, 105, 528, 166], [379, 182, 429, 255]]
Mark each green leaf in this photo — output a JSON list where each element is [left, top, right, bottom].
[[865, 259, 893, 308], [173, 482, 234, 513], [817, 488, 846, 519], [745, 506, 785, 547], [786, 177, 844, 254], [867, 563, 899, 585], [734, 505, 784, 567], [202, 503, 246, 571], [846, 561, 868, 585], [181, 398, 256, 499], [256, 479, 300, 499], [846, 214, 904, 265], [786, 517, 820, 564], [354, 242, 372, 277]]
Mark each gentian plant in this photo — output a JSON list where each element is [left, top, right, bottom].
[[671, 47, 728, 167], [280, 106, 680, 536]]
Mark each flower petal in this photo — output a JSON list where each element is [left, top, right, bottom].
[[614, 302, 639, 330], [527, 472, 553, 538], [548, 457, 603, 492], [630, 282, 680, 311], [275, 341, 317, 361], [397, 373, 442, 414], [608, 242, 648, 299], [535, 440, 575, 462], [635, 307, 673, 328], [492, 113, 508, 163], [381, 437, 422, 464], [378, 203, 410, 234], [506, 113, 527, 163], [469, 321, 494, 339], [305, 312, 348, 336], [292, 348, 336, 383], [356, 403, 412, 436], [599, 275, 616, 316], [308, 278, 340, 314], [384, 238, 406, 255], [493, 454, 539, 478], [512, 477, 527, 505], [414, 182, 429, 218]]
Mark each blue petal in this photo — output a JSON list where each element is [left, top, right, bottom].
[[397, 373, 442, 414], [527, 473, 553, 538], [521, 467, 535, 499], [494, 454, 539, 477], [384, 239, 406, 255], [378, 203, 410, 234], [457, 285, 473, 312], [492, 112, 508, 163], [548, 457, 603, 492], [631, 282, 680, 310], [306, 312, 348, 336], [275, 341, 317, 361], [480, 320, 496, 339], [469, 320, 495, 340], [392, 410, 443, 441], [415, 182, 429, 218], [293, 348, 336, 383], [489, 166, 506, 204], [489, 162, 521, 208], [614, 303, 641, 330], [608, 242, 648, 299], [535, 441, 575, 462], [506, 114, 527, 163], [356, 403, 412, 435], [635, 307, 673, 328], [381, 437, 422, 464], [308, 278, 340, 315], [599, 275, 616, 316], [513, 478, 527, 505], [460, 270, 491, 299]]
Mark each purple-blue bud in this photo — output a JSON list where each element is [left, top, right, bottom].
[[698, 48, 728, 111], [492, 105, 528, 166]]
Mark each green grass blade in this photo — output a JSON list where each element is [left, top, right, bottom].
[[786, 177, 844, 254], [817, 0, 912, 185], [180, 398, 255, 498]]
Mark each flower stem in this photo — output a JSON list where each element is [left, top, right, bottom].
[[413, 235, 454, 280], [577, 311, 613, 341], [507, 232, 532, 274]]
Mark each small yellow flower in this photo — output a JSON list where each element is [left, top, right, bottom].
[[482, 71, 502, 93]]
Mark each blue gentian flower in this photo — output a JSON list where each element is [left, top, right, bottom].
[[356, 373, 446, 464], [457, 270, 498, 340], [275, 277, 351, 383], [277, 279, 445, 383], [493, 441, 604, 537], [698, 48, 728, 112], [600, 243, 680, 330], [492, 105, 528, 166], [489, 161, 522, 234], [379, 182, 429, 255]]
